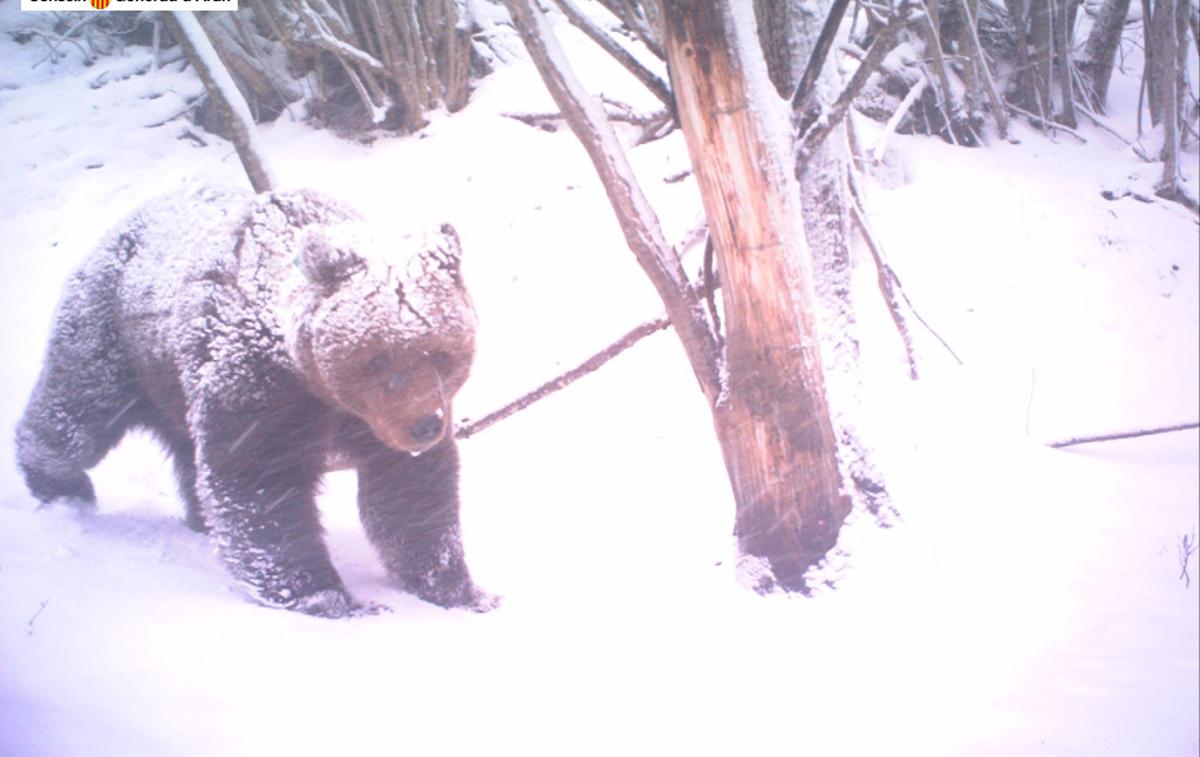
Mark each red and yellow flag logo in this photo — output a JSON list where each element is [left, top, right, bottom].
[[89, 0, 110, 8]]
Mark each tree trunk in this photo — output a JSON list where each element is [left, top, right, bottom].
[[759, 0, 893, 519], [1079, 0, 1134, 110], [660, 2, 850, 591], [1030, 0, 1057, 120], [1054, 0, 1078, 127], [1156, 0, 1190, 194], [1006, 0, 1036, 109], [1148, 0, 1176, 124]]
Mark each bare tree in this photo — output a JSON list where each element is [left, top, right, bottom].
[[662, 1, 854, 590], [504, 0, 884, 591], [185, 0, 479, 132]]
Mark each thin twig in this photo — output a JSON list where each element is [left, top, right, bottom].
[[26, 598, 50, 636], [1047, 421, 1200, 449], [455, 317, 671, 439], [1007, 101, 1089, 142], [1180, 531, 1197, 587], [846, 194, 919, 379], [847, 174, 961, 368]]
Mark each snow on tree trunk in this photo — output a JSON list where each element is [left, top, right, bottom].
[[660, 2, 851, 592], [167, 12, 276, 193], [759, 0, 893, 527]]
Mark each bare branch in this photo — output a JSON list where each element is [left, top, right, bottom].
[[791, 0, 853, 117], [1006, 101, 1090, 142], [456, 317, 670, 439], [1047, 422, 1200, 449], [1074, 100, 1154, 160], [503, 0, 723, 403], [797, 11, 906, 167], [594, 0, 665, 60], [551, 0, 674, 111]]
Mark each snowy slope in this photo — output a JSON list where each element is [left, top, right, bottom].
[[0, 4, 1197, 756]]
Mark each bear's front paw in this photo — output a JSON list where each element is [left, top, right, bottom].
[[409, 581, 500, 613]]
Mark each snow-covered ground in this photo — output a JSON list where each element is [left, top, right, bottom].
[[1, 5, 1196, 756]]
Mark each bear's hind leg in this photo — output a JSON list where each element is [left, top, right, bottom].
[[16, 293, 143, 506]]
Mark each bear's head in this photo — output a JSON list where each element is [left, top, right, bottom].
[[289, 221, 476, 455]]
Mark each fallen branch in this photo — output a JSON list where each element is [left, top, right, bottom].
[[456, 317, 671, 439], [26, 598, 50, 636], [1047, 421, 1200, 449], [503, 103, 669, 130], [1007, 101, 1089, 143], [1074, 100, 1153, 160]]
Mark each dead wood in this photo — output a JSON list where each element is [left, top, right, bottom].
[[456, 317, 670, 439], [1047, 422, 1200, 448]]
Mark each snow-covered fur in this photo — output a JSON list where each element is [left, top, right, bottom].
[[15, 186, 492, 617]]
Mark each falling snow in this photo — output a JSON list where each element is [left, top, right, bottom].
[[0, 3, 1196, 756]]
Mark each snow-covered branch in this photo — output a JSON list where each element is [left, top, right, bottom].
[[167, 12, 276, 193]]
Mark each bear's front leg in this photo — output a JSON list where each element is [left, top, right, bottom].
[[193, 399, 355, 618], [356, 435, 495, 612]]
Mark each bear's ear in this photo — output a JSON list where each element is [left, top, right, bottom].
[[298, 226, 366, 287], [416, 223, 464, 286]]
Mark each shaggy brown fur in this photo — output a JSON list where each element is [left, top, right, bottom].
[[16, 187, 493, 617]]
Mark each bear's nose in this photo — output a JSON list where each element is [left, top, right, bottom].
[[409, 413, 445, 445]]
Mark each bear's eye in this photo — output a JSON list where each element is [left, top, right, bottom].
[[366, 354, 388, 373]]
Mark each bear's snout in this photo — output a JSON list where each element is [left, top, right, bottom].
[[409, 412, 445, 446]]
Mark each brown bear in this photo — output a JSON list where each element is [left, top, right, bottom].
[[15, 186, 493, 617]]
